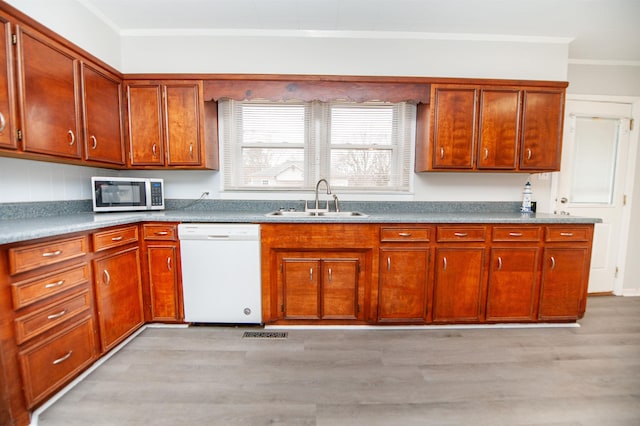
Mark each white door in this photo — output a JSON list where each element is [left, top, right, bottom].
[[554, 100, 633, 294]]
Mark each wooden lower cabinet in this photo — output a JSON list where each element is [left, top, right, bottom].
[[538, 247, 590, 320], [378, 247, 429, 323], [141, 223, 183, 322], [486, 247, 540, 321], [18, 316, 97, 408], [278, 253, 363, 321], [93, 246, 143, 352], [432, 247, 486, 323]]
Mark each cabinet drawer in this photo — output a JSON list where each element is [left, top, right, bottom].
[[143, 223, 177, 241], [8, 236, 88, 275], [18, 316, 97, 408], [492, 226, 542, 242], [93, 225, 139, 252], [14, 288, 92, 345], [11, 263, 90, 310], [437, 226, 487, 242], [380, 226, 431, 242], [545, 226, 591, 242]]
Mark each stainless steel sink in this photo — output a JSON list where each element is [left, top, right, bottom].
[[265, 211, 368, 218]]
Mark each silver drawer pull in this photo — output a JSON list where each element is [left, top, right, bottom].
[[398, 232, 412, 237], [328, 268, 332, 282], [560, 232, 574, 237], [309, 268, 313, 282], [45, 280, 65, 289], [0, 112, 6, 132], [167, 256, 172, 271], [526, 148, 532, 160], [47, 309, 67, 320], [454, 232, 468, 237], [111, 236, 124, 241], [67, 130, 75, 146], [387, 257, 391, 271], [550, 256, 556, 270], [103, 270, 111, 285], [443, 256, 448, 271], [90, 135, 97, 149], [155, 231, 169, 236], [509, 232, 523, 237], [497, 256, 503, 270], [52, 350, 73, 365], [42, 250, 62, 257]]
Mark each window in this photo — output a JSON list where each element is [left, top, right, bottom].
[[220, 99, 415, 192]]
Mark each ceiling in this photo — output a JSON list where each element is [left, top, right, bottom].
[[76, 0, 640, 63]]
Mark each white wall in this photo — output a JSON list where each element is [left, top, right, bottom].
[[1, 1, 569, 209]]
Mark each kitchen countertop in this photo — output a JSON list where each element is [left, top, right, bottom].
[[0, 203, 601, 245]]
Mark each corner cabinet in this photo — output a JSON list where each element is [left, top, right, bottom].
[[415, 82, 566, 173], [125, 80, 216, 169]]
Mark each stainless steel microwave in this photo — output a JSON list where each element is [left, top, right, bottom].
[[92, 177, 165, 212]]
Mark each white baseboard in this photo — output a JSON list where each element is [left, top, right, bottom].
[[620, 288, 640, 297]]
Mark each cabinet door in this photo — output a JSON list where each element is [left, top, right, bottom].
[[539, 247, 589, 320], [93, 247, 143, 352], [17, 26, 81, 158], [433, 248, 485, 322], [282, 258, 320, 320], [321, 259, 359, 320], [486, 247, 540, 321], [126, 83, 164, 166], [431, 86, 477, 169], [0, 14, 16, 150], [164, 82, 202, 166], [477, 89, 520, 170], [519, 89, 564, 171], [378, 248, 429, 323], [147, 245, 180, 321], [82, 63, 124, 165]]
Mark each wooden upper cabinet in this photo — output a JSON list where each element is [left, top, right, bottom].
[[477, 88, 520, 170], [125, 80, 209, 169], [430, 85, 477, 169], [519, 89, 564, 171], [126, 82, 164, 166], [81, 63, 125, 165], [416, 83, 566, 173], [16, 25, 82, 159], [0, 12, 16, 150]]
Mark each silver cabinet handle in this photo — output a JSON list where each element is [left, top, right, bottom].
[[484, 147, 489, 160], [167, 256, 172, 271], [560, 232, 574, 237], [439, 147, 445, 159], [328, 268, 332, 282], [52, 350, 73, 365], [103, 269, 111, 285], [111, 236, 123, 242], [155, 231, 169, 236], [90, 135, 97, 149], [42, 250, 62, 257], [509, 232, 523, 237], [152, 143, 158, 157], [443, 256, 448, 271], [47, 309, 67, 320], [189, 143, 193, 158], [67, 130, 75, 146], [45, 279, 65, 289], [0, 112, 5, 132], [550, 256, 556, 270], [387, 257, 391, 271], [526, 148, 532, 160], [454, 232, 468, 237], [497, 256, 503, 270], [398, 232, 411, 237], [309, 268, 313, 282]]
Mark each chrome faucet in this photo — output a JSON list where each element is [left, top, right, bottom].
[[313, 178, 331, 213]]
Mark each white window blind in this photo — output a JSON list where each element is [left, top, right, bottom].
[[221, 99, 415, 192]]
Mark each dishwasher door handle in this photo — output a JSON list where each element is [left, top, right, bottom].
[[206, 235, 231, 239]]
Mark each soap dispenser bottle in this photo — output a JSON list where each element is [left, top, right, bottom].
[[521, 180, 532, 213]]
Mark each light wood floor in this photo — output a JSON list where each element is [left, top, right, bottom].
[[37, 296, 640, 426]]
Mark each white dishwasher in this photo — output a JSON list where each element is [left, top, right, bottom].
[[178, 223, 262, 324]]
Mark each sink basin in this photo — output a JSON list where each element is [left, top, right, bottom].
[[265, 211, 368, 218]]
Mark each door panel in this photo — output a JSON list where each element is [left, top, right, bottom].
[[555, 100, 632, 293], [282, 258, 320, 319], [321, 259, 358, 319]]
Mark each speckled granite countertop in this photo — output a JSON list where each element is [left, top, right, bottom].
[[0, 200, 601, 245]]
